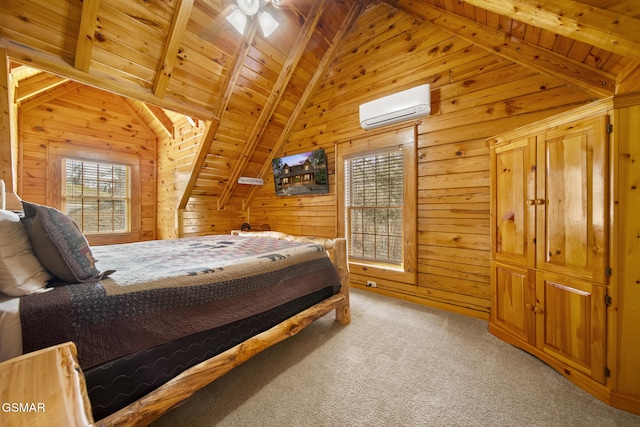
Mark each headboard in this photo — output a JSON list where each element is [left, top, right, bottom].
[[1, 179, 23, 212]]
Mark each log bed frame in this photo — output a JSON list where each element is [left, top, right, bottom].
[[95, 231, 350, 427]]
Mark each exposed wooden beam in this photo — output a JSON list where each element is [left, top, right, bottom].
[[122, 98, 160, 139], [153, 0, 194, 98], [394, 0, 615, 98], [461, 0, 640, 63], [616, 61, 640, 94], [15, 72, 68, 102], [243, 1, 367, 210], [217, 0, 329, 210], [144, 104, 175, 138], [19, 81, 83, 112], [75, 0, 101, 72], [177, 19, 260, 212], [0, 38, 216, 121]]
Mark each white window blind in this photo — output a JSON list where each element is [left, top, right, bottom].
[[345, 148, 404, 264], [62, 158, 131, 234]]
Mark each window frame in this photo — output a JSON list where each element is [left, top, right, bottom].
[[47, 142, 141, 245], [62, 157, 132, 235], [336, 126, 417, 282]]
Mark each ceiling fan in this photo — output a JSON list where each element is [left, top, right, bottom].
[[226, 0, 281, 37]]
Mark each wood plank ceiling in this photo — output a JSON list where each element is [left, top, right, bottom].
[[1, 0, 639, 211]]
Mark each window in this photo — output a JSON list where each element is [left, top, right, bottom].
[[337, 126, 417, 277], [345, 149, 404, 264], [62, 158, 131, 234]]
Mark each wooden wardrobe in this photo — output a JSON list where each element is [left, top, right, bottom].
[[488, 94, 640, 415]]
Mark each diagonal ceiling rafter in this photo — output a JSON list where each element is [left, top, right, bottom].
[[461, 0, 640, 63], [153, 0, 195, 98], [217, 0, 330, 211], [242, 0, 367, 210], [391, 0, 615, 98], [177, 18, 260, 213], [75, 0, 101, 72]]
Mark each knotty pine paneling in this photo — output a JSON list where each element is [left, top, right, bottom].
[[249, 2, 597, 318], [156, 119, 205, 240], [18, 85, 157, 243]]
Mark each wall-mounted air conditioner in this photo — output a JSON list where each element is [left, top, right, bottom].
[[359, 84, 431, 130]]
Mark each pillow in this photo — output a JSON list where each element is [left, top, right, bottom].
[[0, 210, 53, 296], [20, 201, 112, 283]]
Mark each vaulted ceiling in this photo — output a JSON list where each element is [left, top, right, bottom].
[[1, 0, 639, 210]]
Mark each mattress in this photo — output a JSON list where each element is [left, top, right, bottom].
[[1, 234, 342, 419]]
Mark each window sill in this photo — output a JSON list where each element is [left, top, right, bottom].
[[85, 232, 140, 246], [348, 260, 416, 285], [349, 260, 404, 273]]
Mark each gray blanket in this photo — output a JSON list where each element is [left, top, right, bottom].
[[20, 235, 341, 368]]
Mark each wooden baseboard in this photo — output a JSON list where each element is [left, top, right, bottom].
[[610, 391, 640, 416], [352, 284, 490, 320], [488, 323, 615, 409]]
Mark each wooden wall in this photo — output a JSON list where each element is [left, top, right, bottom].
[[156, 119, 205, 240], [155, 117, 249, 239], [18, 84, 157, 242], [249, 3, 597, 318]]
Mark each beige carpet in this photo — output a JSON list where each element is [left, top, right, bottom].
[[151, 288, 640, 427]]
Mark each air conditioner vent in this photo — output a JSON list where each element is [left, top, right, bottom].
[[359, 84, 431, 130]]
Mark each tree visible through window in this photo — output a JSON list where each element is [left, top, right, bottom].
[[63, 158, 130, 234], [345, 149, 404, 264]]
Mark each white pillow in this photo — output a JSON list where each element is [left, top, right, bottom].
[[0, 210, 53, 296]]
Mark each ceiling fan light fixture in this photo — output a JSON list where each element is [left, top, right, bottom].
[[258, 11, 279, 38], [237, 0, 260, 16], [226, 7, 247, 35]]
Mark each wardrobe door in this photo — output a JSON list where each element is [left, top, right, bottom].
[[535, 115, 609, 285]]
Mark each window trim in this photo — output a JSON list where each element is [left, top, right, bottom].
[[62, 157, 132, 235], [47, 142, 141, 245], [336, 126, 417, 282], [345, 147, 405, 265]]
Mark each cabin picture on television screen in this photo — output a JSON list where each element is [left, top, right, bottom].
[[272, 149, 329, 196]]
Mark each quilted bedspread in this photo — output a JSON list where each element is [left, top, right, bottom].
[[20, 235, 341, 368]]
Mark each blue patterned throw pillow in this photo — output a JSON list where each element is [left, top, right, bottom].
[[21, 201, 113, 283]]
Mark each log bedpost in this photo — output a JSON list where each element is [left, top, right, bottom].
[[332, 237, 350, 324]]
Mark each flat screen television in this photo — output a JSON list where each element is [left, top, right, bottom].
[[272, 149, 329, 196]]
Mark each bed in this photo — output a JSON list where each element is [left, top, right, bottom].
[[0, 193, 350, 426]]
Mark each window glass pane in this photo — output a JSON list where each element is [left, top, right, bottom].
[[345, 149, 403, 265], [82, 199, 99, 233], [62, 158, 130, 234]]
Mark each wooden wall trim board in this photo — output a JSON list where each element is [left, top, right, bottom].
[[0, 48, 16, 190]]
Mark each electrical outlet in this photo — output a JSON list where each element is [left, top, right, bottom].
[[366, 280, 377, 288]]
